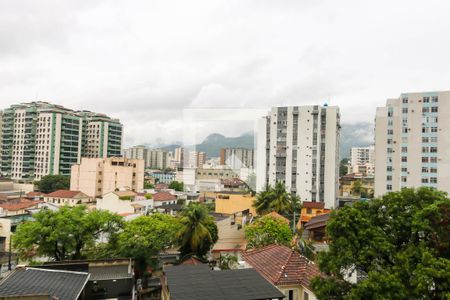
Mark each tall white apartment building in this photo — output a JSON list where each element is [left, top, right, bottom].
[[350, 146, 375, 175], [256, 105, 340, 208], [220, 148, 255, 170], [123, 146, 172, 169], [375, 91, 450, 196], [188, 151, 206, 168], [0, 102, 123, 181]]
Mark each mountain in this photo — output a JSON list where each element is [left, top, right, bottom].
[[159, 122, 374, 159]]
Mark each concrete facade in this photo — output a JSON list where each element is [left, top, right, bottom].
[[256, 105, 340, 208], [375, 91, 450, 196]]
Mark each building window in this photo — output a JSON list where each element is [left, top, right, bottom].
[[307, 208, 312, 214], [421, 178, 429, 183], [431, 107, 438, 113], [401, 156, 407, 162], [387, 185, 392, 191], [432, 96, 439, 103], [289, 290, 294, 300], [423, 97, 430, 103], [402, 108, 408, 114], [430, 157, 437, 163], [401, 167, 407, 172], [430, 177, 438, 184], [402, 97, 408, 103], [401, 176, 407, 183], [387, 175, 392, 181], [387, 166, 393, 172], [422, 157, 429, 163], [303, 291, 309, 300]]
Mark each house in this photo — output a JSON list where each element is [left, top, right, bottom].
[[0, 198, 42, 216], [162, 264, 285, 300], [155, 203, 183, 216], [43, 190, 91, 206], [303, 213, 330, 244], [214, 192, 257, 215], [243, 245, 321, 300], [0, 218, 11, 252], [38, 258, 134, 299], [212, 214, 247, 261], [0, 267, 90, 299], [26, 191, 45, 201], [152, 191, 177, 206], [97, 190, 154, 216], [297, 202, 331, 229]]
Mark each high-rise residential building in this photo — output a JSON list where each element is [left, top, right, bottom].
[[374, 91, 450, 196], [70, 157, 144, 198], [123, 146, 172, 169], [174, 147, 185, 166], [219, 148, 255, 170], [0, 101, 123, 181], [188, 151, 206, 168], [350, 146, 375, 175], [256, 105, 340, 208]]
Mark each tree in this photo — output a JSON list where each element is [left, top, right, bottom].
[[340, 158, 349, 177], [169, 181, 184, 191], [178, 203, 218, 258], [115, 214, 181, 270], [350, 180, 364, 197], [311, 187, 450, 300], [13, 206, 123, 261], [144, 182, 155, 189], [245, 215, 293, 249], [253, 182, 299, 216], [36, 175, 70, 193], [219, 254, 238, 270]]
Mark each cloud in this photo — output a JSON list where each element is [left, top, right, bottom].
[[1, 0, 450, 147]]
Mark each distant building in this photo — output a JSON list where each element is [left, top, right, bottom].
[[375, 91, 450, 196], [97, 190, 154, 215], [43, 190, 91, 206], [173, 147, 185, 168], [350, 146, 375, 176], [0, 101, 122, 181], [188, 151, 206, 168], [70, 157, 144, 198], [123, 146, 172, 169], [220, 148, 255, 169], [214, 192, 256, 215], [256, 105, 340, 208], [147, 170, 176, 184]]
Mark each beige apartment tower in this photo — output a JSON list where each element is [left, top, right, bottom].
[[70, 157, 144, 198], [375, 91, 450, 196]]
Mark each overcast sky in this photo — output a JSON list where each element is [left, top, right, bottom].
[[1, 0, 450, 147]]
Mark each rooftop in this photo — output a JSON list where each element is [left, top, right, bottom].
[[302, 201, 325, 209], [164, 264, 285, 300], [45, 190, 86, 198], [304, 213, 330, 230], [0, 267, 89, 299], [0, 198, 42, 211], [153, 191, 177, 202], [243, 244, 321, 288]]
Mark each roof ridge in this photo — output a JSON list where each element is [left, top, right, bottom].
[[275, 247, 296, 284], [26, 267, 89, 275]]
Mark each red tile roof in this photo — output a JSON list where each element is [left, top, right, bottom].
[[0, 199, 43, 211], [155, 183, 169, 190], [45, 190, 84, 198], [304, 213, 330, 230], [153, 191, 176, 202], [243, 245, 321, 288], [26, 191, 44, 198], [263, 211, 290, 224], [302, 201, 325, 209]]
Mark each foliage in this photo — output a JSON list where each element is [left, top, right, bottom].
[[115, 214, 181, 269], [119, 195, 132, 200], [178, 203, 218, 258], [296, 234, 316, 261], [169, 181, 184, 191], [219, 254, 238, 270], [245, 215, 293, 249], [253, 182, 300, 216], [340, 158, 349, 177], [35, 175, 70, 193], [13, 206, 123, 261], [144, 193, 153, 199], [144, 182, 155, 189], [311, 187, 450, 300]]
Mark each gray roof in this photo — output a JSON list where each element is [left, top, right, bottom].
[[165, 264, 285, 300], [89, 264, 132, 281], [0, 267, 89, 299]]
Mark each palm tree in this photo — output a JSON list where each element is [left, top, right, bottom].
[[253, 182, 300, 216], [253, 184, 274, 215], [178, 203, 216, 257]]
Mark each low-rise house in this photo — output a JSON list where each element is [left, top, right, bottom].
[[43, 190, 91, 207], [0, 218, 11, 252], [37, 258, 134, 299], [212, 214, 247, 261], [214, 192, 257, 215], [152, 191, 177, 206], [155, 203, 183, 216], [297, 202, 331, 229], [97, 191, 154, 215], [26, 191, 45, 201], [0, 267, 90, 299], [303, 213, 330, 244], [243, 244, 321, 300], [0, 198, 42, 216], [162, 264, 285, 300]]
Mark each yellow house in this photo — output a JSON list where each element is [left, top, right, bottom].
[[297, 202, 331, 230], [214, 192, 257, 215]]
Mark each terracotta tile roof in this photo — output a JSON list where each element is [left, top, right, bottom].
[[45, 190, 84, 198], [26, 191, 44, 198], [112, 191, 137, 197], [0, 199, 43, 211], [243, 244, 321, 288], [264, 211, 290, 224], [153, 191, 176, 202], [155, 183, 169, 190], [302, 201, 325, 209], [180, 256, 205, 265]]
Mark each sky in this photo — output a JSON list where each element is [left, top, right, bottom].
[[1, 0, 450, 147]]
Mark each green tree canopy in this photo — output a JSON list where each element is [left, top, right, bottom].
[[115, 214, 181, 269], [178, 203, 218, 258], [169, 181, 184, 191], [245, 215, 293, 249], [13, 206, 123, 261], [35, 175, 70, 193], [311, 187, 450, 299], [253, 182, 300, 216]]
